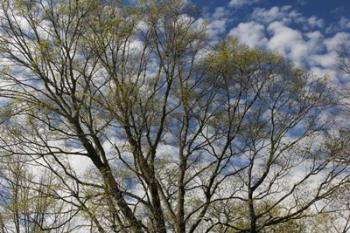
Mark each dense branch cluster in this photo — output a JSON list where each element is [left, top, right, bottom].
[[0, 0, 349, 233]]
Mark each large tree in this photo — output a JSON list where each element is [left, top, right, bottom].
[[0, 0, 348, 232]]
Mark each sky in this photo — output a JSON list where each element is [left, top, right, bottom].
[[194, 0, 350, 23], [186, 0, 350, 85]]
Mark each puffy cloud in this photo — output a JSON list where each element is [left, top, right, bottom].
[[265, 23, 342, 72], [252, 6, 324, 30], [307, 16, 324, 28], [212, 6, 228, 19], [229, 20, 324, 68], [203, 6, 231, 42], [311, 53, 337, 67], [229, 0, 259, 8], [228, 21, 267, 48], [324, 32, 350, 51], [338, 17, 350, 30], [227, 5, 350, 82], [267, 22, 309, 66], [326, 16, 350, 33], [207, 19, 227, 39], [202, 1, 350, 85], [252, 6, 298, 24]]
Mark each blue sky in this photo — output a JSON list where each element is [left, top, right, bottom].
[[193, 0, 350, 28], [181, 0, 350, 87], [193, 0, 350, 36], [121, 0, 350, 85]]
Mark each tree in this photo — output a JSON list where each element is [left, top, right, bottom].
[[0, 155, 77, 232], [324, 47, 350, 233], [0, 0, 348, 232]]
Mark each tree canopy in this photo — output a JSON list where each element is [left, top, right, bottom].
[[0, 0, 349, 233]]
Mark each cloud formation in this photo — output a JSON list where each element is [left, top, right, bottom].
[[229, 0, 259, 8], [229, 21, 267, 48], [228, 5, 350, 84]]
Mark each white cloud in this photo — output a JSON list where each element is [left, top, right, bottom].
[[229, 21, 267, 48], [252, 6, 323, 30], [212, 7, 227, 19], [324, 32, 350, 51], [307, 16, 324, 29], [229, 0, 259, 8], [310, 53, 337, 68], [338, 17, 350, 29], [265, 23, 343, 72], [267, 22, 309, 66], [326, 17, 350, 33], [207, 19, 227, 40], [202, 6, 230, 42], [252, 6, 298, 24], [227, 5, 350, 82]]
